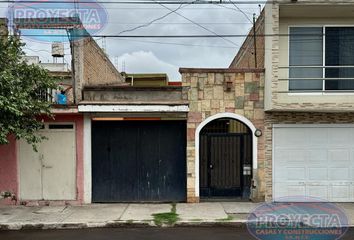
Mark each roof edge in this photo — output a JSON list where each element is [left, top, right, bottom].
[[179, 68, 265, 74]]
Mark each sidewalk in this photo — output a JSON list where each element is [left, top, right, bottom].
[[1, 202, 354, 230]]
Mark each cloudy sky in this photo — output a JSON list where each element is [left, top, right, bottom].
[[0, 0, 263, 80]]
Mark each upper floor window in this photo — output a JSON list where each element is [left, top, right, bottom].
[[289, 26, 354, 92]]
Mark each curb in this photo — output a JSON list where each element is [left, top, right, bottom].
[[0, 220, 248, 231]]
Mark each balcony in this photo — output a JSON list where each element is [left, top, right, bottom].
[[278, 66, 354, 94]]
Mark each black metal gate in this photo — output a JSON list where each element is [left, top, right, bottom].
[[92, 120, 186, 202], [200, 133, 252, 198]]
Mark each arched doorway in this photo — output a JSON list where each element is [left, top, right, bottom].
[[197, 114, 255, 200]]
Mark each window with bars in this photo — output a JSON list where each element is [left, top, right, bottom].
[[289, 26, 354, 91]]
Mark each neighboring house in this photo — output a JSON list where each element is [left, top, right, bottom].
[[0, 17, 124, 205], [263, 0, 354, 202]]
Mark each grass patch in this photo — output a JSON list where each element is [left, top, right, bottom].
[[217, 215, 234, 222], [152, 203, 179, 226]]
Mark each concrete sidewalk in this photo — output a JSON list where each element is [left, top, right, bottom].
[[1, 202, 354, 230]]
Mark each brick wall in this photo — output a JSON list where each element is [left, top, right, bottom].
[[264, 112, 354, 201], [83, 38, 123, 86], [72, 36, 124, 102], [180, 68, 266, 202], [229, 11, 264, 69]]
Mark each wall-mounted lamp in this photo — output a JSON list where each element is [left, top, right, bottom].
[[254, 129, 263, 137], [225, 81, 233, 92]]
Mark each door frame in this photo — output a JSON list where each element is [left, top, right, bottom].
[[195, 113, 258, 198], [17, 122, 76, 200]]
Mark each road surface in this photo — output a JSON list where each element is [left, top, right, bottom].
[[1, 227, 354, 240]]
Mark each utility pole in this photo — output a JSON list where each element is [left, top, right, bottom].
[[253, 13, 258, 69]]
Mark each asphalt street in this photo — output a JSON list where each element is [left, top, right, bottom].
[[1, 227, 354, 240]]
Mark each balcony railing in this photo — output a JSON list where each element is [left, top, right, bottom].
[[36, 83, 73, 104], [278, 66, 354, 94]]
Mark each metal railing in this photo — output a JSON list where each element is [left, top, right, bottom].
[[277, 66, 354, 93]]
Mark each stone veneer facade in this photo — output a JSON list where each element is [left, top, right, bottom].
[[180, 68, 266, 203]]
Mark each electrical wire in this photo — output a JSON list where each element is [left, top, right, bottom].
[[0, 1, 269, 4], [116, 2, 187, 35], [11, 33, 346, 38], [111, 38, 239, 48], [149, 0, 240, 47], [227, 0, 253, 24]]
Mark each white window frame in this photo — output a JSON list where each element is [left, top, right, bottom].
[[287, 24, 354, 95]]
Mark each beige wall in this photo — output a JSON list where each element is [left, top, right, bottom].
[[264, 2, 354, 111], [181, 69, 266, 202]]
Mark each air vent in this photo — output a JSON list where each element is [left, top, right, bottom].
[[48, 124, 74, 129]]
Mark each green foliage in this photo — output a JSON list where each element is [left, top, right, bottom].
[[152, 203, 179, 226], [0, 36, 58, 150]]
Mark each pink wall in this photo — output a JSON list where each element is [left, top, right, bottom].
[[0, 113, 84, 205], [0, 135, 18, 205]]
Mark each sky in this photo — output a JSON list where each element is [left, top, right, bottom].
[[0, 0, 263, 80]]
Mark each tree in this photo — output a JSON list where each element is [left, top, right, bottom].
[[0, 36, 58, 149]]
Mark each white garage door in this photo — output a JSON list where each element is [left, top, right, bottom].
[[273, 124, 354, 202]]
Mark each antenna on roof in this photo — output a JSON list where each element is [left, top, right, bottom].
[[122, 61, 126, 72], [102, 37, 106, 53]]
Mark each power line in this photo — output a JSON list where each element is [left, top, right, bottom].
[[3, 0, 354, 4], [116, 2, 188, 35], [150, 0, 240, 47], [227, 0, 253, 24], [105, 22, 253, 25], [0, 1, 268, 4], [111, 38, 239, 49], [13, 33, 347, 38], [212, 3, 255, 15]]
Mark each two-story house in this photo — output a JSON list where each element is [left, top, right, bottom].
[[263, 0, 354, 202]]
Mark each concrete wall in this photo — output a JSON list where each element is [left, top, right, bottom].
[[229, 10, 265, 69], [180, 68, 266, 203], [82, 86, 186, 103], [0, 136, 18, 205]]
